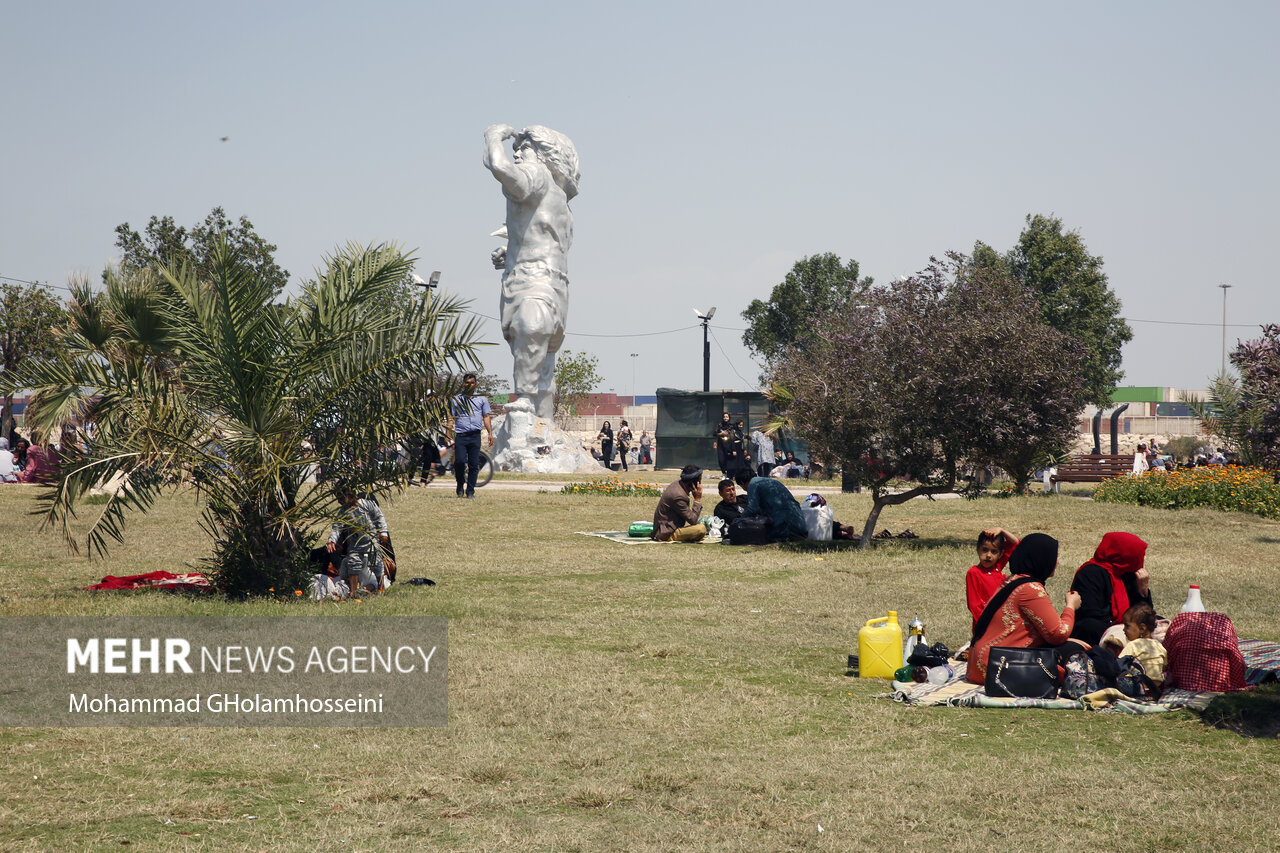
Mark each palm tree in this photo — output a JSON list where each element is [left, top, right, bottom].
[[1182, 372, 1260, 466], [15, 241, 484, 596]]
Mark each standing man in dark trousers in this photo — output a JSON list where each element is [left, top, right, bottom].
[[450, 372, 494, 498]]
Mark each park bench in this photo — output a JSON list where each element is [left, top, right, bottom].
[[1049, 454, 1133, 487]]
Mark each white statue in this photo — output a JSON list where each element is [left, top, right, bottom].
[[483, 123, 579, 420]]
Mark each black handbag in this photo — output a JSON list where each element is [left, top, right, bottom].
[[984, 646, 1058, 699], [726, 516, 771, 545]]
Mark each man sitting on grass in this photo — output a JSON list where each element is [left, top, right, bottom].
[[652, 465, 706, 542], [713, 477, 746, 524], [327, 482, 393, 595]]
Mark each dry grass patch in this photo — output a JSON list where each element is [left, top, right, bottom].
[[2, 485, 1279, 850]]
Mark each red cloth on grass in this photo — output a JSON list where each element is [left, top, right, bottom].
[[86, 571, 211, 592]]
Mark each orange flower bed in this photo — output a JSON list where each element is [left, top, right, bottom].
[[559, 475, 662, 497], [1093, 465, 1280, 519]]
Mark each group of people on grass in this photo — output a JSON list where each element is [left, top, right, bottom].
[[963, 527, 1166, 689], [651, 463, 1172, 691], [1131, 441, 1232, 474], [0, 432, 58, 484], [650, 466, 857, 543], [594, 421, 654, 470]]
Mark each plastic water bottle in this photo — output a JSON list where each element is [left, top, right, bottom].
[[1181, 584, 1205, 613], [902, 616, 927, 665], [926, 665, 953, 685]]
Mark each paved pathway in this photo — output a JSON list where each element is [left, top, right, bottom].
[[423, 478, 961, 498]]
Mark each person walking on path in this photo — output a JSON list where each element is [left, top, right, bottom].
[[616, 420, 632, 472], [597, 421, 615, 470], [638, 430, 653, 465], [449, 372, 494, 498]]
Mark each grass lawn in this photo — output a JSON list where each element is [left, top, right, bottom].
[[2, 484, 1279, 851]]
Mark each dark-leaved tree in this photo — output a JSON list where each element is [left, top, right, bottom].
[[773, 253, 1087, 546], [1232, 324, 1280, 478]]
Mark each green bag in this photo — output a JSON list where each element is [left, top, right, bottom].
[[628, 521, 654, 537]]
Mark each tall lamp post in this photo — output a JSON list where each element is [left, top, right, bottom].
[[694, 307, 716, 392], [1218, 283, 1232, 374], [629, 353, 639, 401]]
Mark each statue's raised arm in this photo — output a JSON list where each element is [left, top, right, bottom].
[[483, 124, 534, 200]]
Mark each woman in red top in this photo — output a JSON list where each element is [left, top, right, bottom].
[[966, 532, 1082, 685]]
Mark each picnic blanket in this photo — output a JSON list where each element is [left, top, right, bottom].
[[885, 639, 1280, 714], [576, 531, 720, 545], [86, 571, 212, 592]]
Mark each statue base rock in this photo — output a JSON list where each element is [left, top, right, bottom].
[[491, 398, 603, 474]]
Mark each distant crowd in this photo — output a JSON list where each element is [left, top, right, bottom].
[[1130, 441, 1234, 474], [0, 428, 62, 485]]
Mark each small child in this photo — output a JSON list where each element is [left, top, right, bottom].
[[965, 527, 1019, 627], [1118, 603, 1166, 688], [327, 483, 392, 597]]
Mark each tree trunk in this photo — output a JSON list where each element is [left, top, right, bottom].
[[1, 394, 12, 444], [856, 477, 957, 550], [841, 460, 860, 493], [857, 499, 885, 550]]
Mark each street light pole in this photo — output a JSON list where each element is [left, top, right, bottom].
[[695, 307, 716, 392], [629, 353, 639, 401], [412, 271, 441, 311], [1218, 283, 1232, 375]]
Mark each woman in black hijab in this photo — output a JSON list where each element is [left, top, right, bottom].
[[966, 533, 1083, 685], [1007, 532, 1060, 582]]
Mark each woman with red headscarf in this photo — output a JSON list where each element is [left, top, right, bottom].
[[1069, 532, 1154, 646]]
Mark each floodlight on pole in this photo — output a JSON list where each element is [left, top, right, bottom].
[[694, 308, 716, 392], [1219, 283, 1232, 375]]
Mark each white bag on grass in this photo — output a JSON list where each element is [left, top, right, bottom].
[[802, 504, 833, 541]]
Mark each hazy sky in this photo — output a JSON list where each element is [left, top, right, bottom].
[[4, 2, 1276, 397]]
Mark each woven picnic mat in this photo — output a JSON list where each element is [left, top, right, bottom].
[[883, 640, 1280, 714], [575, 531, 720, 545]]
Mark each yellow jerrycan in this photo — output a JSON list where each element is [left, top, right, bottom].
[[858, 611, 903, 678]]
